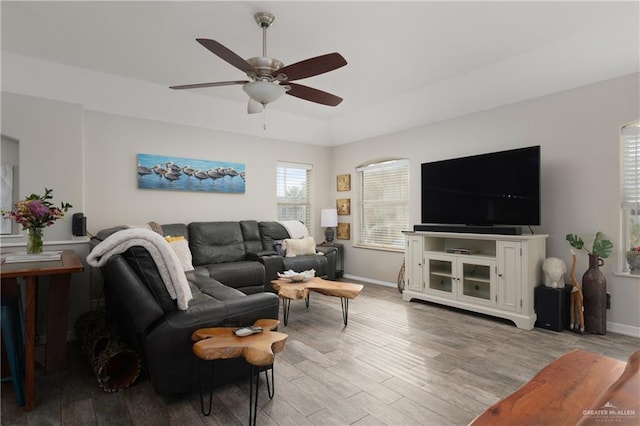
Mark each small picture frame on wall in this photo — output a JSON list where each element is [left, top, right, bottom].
[[337, 198, 351, 215], [337, 174, 351, 191], [337, 223, 350, 240]]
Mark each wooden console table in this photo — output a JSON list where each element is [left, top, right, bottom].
[[1, 250, 84, 411]]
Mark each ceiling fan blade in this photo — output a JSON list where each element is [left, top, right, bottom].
[[247, 98, 264, 114], [274, 53, 347, 82], [196, 38, 256, 75], [170, 80, 249, 90], [286, 82, 343, 106]]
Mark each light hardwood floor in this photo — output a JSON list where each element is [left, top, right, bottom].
[[2, 283, 638, 425]]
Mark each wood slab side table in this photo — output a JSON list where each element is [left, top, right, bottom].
[[271, 277, 363, 326], [192, 319, 287, 425]]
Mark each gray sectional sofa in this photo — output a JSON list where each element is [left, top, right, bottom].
[[90, 220, 337, 395]]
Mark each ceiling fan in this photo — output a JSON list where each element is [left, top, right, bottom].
[[170, 12, 347, 114]]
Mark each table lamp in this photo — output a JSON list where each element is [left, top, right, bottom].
[[320, 208, 338, 244]]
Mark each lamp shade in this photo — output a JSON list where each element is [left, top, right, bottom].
[[321, 209, 338, 227], [243, 81, 287, 105]]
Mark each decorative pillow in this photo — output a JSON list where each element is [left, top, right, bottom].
[[164, 236, 194, 272], [148, 221, 163, 235], [273, 239, 285, 256], [283, 236, 316, 257]]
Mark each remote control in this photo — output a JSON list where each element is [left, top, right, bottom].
[[232, 326, 263, 337]]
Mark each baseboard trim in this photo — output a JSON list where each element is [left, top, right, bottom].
[[343, 274, 395, 288], [607, 321, 640, 338], [344, 275, 640, 336]]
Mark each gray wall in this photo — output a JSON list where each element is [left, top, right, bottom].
[[83, 111, 333, 235], [332, 73, 640, 333], [1, 74, 638, 336]]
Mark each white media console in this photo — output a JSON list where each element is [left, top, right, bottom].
[[403, 230, 548, 330]]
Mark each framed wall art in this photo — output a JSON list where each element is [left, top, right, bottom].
[[137, 153, 245, 194], [337, 223, 350, 240], [337, 174, 351, 191], [337, 198, 350, 215]]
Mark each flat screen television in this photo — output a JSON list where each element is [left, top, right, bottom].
[[421, 146, 540, 228]]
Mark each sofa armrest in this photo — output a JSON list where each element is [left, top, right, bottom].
[[310, 247, 337, 280], [252, 255, 284, 292], [315, 245, 337, 256], [246, 250, 278, 259]]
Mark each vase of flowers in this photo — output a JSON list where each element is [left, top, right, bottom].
[[1, 188, 72, 254], [627, 247, 640, 275]]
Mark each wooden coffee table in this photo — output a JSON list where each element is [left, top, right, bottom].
[[271, 277, 363, 326], [192, 319, 287, 425]]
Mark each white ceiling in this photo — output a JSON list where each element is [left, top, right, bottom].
[[1, 1, 639, 142]]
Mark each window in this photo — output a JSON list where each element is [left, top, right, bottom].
[[277, 162, 312, 227], [622, 123, 640, 271], [357, 159, 410, 250]]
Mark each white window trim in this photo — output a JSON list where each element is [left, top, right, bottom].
[[355, 158, 410, 252], [276, 161, 313, 229], [621, 122, 639, 275]]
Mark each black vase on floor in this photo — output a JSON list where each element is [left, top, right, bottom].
[[582, 254, 607, 334]]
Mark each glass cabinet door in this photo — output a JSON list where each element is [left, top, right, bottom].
[[425, 253, 456, 298], [458, 258, 496, 306]]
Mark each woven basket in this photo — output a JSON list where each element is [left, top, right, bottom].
[[75, 310, 141, 393]]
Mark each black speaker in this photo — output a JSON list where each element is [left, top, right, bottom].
[[534, 285, 570, 332], [72, 213, 86, 237]]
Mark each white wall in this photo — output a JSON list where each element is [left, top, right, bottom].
[[83, 111, 333, 238], [0, 93, 333, 339], [332, 73, 640, 333], [1, 74, 638, 335], [0, 92, 84, 241]]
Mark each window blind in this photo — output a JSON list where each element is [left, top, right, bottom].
[[622, 125, 639, 209], [358, 159, 410, 249], [277, 162, 312, 227]]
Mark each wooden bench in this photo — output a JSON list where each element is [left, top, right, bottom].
[[470, 349, 639, 426]]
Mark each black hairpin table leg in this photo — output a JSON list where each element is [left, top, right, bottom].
[[249, 366, 259, 426], [281, 298, 291, 326], [341, 297, 350, 326], [198, 359, 214, 416], [264, 365, 275, 399]]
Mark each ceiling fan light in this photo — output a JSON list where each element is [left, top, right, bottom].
[[243, 81, 287, 105], [247, 98, 264, 114]]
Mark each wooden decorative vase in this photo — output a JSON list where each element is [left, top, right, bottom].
[[582, 254, 607, 335]]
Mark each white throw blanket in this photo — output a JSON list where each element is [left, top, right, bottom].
[[87, 228, 193, 310], [278, 220, 309, 239]]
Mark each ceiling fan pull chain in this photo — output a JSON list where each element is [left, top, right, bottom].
[[263, 108, 267, 132]]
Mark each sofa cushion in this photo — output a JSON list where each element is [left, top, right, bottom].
[[283, 236, 317, 257], [199, 260, 265, 294], [283, 255, 327, 276], [258, 222, 291, 252], [186, 272, 246, 301], [188, 222, 246, 265], [121, 246, 177, 313], [240, 220, 263, 254], [161, 223, 189, 239]]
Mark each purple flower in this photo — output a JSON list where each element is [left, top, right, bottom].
[[26, 200, 50, 218]]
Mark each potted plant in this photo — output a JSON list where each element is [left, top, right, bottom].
[[627, 246, 640, 275], [565, 231, 613, 260], [626, 218, 640, 274]]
